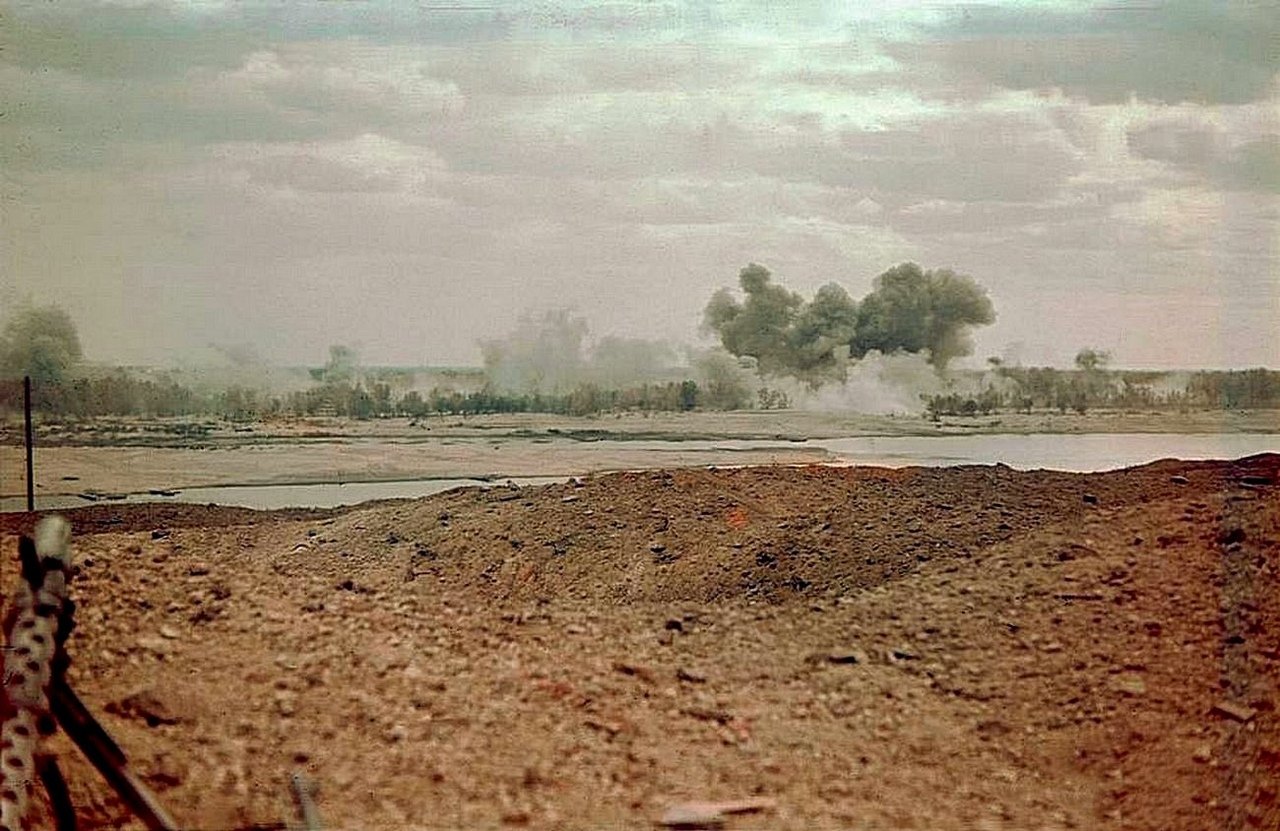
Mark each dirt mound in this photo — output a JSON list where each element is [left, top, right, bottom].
[[1, 455, 1276, 829]]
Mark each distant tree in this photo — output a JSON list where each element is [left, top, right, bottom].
[[1074, 348, 1111, 372], [678, 380, 699, 411], [0, 304, 83, 382]]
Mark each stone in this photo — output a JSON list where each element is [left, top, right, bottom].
[[658, 804, 725, 829], [827, 651, 866, 665], [1210, 700, 1256, 722], [107, 687, 185, 726]]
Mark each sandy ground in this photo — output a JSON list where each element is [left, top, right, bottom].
[[2, 410, 1277, 497], [0, 455, 1276, 830]]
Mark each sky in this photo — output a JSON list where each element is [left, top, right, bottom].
[[2, 0, 1277, 370]]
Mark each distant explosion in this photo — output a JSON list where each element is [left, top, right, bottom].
[[480, 310, 682, 394], [703, 262, 996, 383]]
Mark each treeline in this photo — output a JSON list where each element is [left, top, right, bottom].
[[4, 367, 1279, 423], [925, 367, 1280, 418], [0, 374, 758, 420]]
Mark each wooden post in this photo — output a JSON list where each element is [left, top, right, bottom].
[[23, 376, 34, 512]]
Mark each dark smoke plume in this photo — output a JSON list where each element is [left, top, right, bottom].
[[703, 261, 995, 380], [852, 263, 995, 369]]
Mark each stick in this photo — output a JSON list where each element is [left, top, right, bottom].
[[50, 682, 179, 831], [23, 376, 34, 513]]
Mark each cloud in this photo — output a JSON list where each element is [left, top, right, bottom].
[[214, 134, 449, 194], [1127, 111, 1280, 194], [1, 0, 1277, 369], [912, 1, 1280, 105]]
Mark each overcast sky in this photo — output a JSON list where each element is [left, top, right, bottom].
[[3, 1, 1277, 369]]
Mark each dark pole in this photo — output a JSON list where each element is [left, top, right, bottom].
[[24, 375, 35, 512]]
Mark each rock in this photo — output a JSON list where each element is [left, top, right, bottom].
[[187, 561, 211, 576], [386, 724, 409, 743], [658, 804, 725, 829], [659, 798, 776, 829], [159, 625, 181, 640], [274, 692, 297, 717], [826, 651, 866, 665], [1192, 744, 1213, 763], [136, 637, 171, 657], [664, 619, 685, 633], [1170, 475, 1189, 485], [1114, 676, 1146, 696], [1082, 493, 1099, 505], [107, 688, 185, 726], [613, 662, 657, 684], [145, 753, 186, 788], [1216, 527, 1246, 545], [676, 667, 707, 684], [1210, 700, 1256, 722]]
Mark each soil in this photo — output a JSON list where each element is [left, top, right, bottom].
[[1, 454, 1277, 830]]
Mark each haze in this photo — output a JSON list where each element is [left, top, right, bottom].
[[2, 1, 1277, 370]]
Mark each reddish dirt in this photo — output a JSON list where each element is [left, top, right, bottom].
[[2, 456, 1278, 830]]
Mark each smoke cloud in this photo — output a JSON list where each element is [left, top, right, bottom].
[[703, 262, 996, 382], [481, 310, 682, 394]]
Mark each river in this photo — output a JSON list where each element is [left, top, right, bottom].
[[4, 432, 1278, 512]]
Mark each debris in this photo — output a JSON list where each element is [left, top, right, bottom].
[[658, 798, 776, 829], [1170, 475, 1189, 485], [1210, 700, 1256, 723]]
